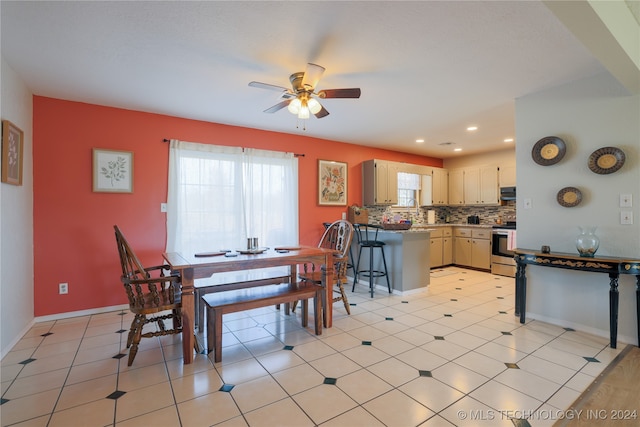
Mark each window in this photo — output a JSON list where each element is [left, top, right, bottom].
[[396, 172, 420, 207], [166, 140, 298, 254]]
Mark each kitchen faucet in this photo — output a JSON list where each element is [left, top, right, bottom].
[[406, 198, 419, 220]]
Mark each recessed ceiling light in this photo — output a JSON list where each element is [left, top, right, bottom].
[[416, 139, 425, 143], [504, 138, 514, 143], [454, 148, 463, 152], [466, 126, 478, 131]]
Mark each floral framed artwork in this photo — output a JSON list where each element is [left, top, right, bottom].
[[318, 159, 347, 206], [1, 120, 24, 186], [93, 148, 133, 193]]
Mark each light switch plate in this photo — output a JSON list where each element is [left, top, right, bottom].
[[621, 211, 633, 225], [620, 194, 632, 207]]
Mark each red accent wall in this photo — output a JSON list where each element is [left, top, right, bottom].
[[33, 96, 442, 316]]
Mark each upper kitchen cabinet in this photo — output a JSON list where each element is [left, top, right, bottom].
[[432, 168, 448, 205], [362, 159, 399, 205], [449, 166, 499, 205], [499, 164, 516, 187], [419, 167, 448, 206], [448, 169, 464, 205]]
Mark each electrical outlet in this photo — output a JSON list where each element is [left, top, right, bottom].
[[621, 211, 633, 225], [59, 283, 68, 294], [160, 203, 167, 213], [523, 198, 532, 209], [620, 194, 632, 208]]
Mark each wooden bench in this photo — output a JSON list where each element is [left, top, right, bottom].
[[202, 281, 323, 362], [195, 267, 291, 332]]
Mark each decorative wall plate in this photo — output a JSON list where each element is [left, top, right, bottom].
[[557, 187, 582, 207], [588, 146, 625, 174], [532, 136, 566, 166]]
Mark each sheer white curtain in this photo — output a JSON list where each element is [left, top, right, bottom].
[[166, 140, 298, 254]]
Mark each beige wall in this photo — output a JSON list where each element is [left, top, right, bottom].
[[516, 71, 639, 344], [1, 56, 35, 357], [443, 148, 515, 170]]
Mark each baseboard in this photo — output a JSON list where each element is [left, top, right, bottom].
[[35, 304, 129, 323]]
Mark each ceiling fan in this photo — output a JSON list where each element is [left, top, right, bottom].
[[248, 63, 361, 120]]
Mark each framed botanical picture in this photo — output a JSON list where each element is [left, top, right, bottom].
[[318, 159, 347, 206], [1, 120, 24, 186], [93, 148, 134, 193]]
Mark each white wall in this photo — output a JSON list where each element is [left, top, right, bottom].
[[1, 56, 35, 357], [516, 71, 639, 344]]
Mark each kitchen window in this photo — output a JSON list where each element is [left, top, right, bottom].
[[396, 172, 420, 208]]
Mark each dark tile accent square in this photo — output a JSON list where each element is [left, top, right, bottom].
[[106, 390, 126, 400], [501, 331, 512, 335], [497, 296, 504, 299], [455, 287, 462, 290], [323, 377, 337, 385], [499, 311, 507, 314], [116, 329, 127, 334], [349, 303, 357, 306], [584, 357, 600, 363], [1, 398, 9, 405], [512, 418, 532, 427], [419, 370, 432, 377], [19, 358, 36, 365], [385, 317, 394, 321], [444, 314, 452, 317], [450, 298, 458, 301], [401, 301, 408, 304], [219, 384, 235, 392], [113, 353, 127, 360], [505, 363, 519, 369], [496, 285, 502, 288], [564, 327, 576, 331], [434, 336, 445, 340], [118, 311, 126, 316], [41, 332, 53, 337], [283, 345, 294, 351], [362, 341, 372, 346]]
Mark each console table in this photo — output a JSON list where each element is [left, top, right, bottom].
[[513, 249, 640, 349]]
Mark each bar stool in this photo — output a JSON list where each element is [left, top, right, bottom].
[[352, 223, 392, 297]]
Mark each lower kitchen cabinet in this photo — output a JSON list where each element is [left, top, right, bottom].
[[430, 227, 453, 268], [453, 227, 491, 270]]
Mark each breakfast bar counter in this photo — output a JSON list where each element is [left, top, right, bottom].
[[352, 227, 432, 293]]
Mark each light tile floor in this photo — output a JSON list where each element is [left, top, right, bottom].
[[1, 267, 623, 426]]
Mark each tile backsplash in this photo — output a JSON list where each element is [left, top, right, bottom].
[[363, 200, 516, 225]]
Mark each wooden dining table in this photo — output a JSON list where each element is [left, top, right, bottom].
[[163, 246, 335, 364]]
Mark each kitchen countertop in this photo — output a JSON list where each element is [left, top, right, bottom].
[[375, 223, 495, 233]]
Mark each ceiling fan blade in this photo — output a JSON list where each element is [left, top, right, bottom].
[[263, 100, 290, 113], [318, 88, 361, 99], [302, 63, 325, 90], [249, 81, 290, 92], [314, 105, 329, 119]]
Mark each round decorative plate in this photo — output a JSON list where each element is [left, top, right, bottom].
[[532, 136, 566, 166], [557, 187, 582, 208], [588, 146, 625, 174], [194, 251, 226, 258], [237, 247, 269, 255]]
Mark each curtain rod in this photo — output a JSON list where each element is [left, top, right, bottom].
[[162, 138, 305, 157]]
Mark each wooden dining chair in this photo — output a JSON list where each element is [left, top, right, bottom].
[[297, 220, 354, 317], [114, 225, 183, 366]]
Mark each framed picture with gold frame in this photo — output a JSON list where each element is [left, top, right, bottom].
[[318, 159, 347, 206], [1, 120, 24, 186], [93, 148, 134, 193]]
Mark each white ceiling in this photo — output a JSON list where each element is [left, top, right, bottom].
[[0, 1, 630, 158]]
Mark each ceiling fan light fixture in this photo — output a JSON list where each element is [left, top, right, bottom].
[[307, 98, 322, 114], [298, 103, 310, 119], [287, 98, 302, 114]]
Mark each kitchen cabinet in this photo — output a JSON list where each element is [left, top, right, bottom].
[[449, 166, 498, 205], [432, 168, 448, 205], [448, 169, 465, 205], [453, 227, 491, 270], [499, 164, 516, 187], [430, 227, 453, 268], [362, 159, 399, 205]]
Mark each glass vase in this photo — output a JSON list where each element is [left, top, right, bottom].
[[575, 226, 599, 257]]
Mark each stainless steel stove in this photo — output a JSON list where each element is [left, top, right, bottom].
[[491, 222, 516, 277]]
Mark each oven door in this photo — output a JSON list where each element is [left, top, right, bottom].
[[491, 230, 516, 276]]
